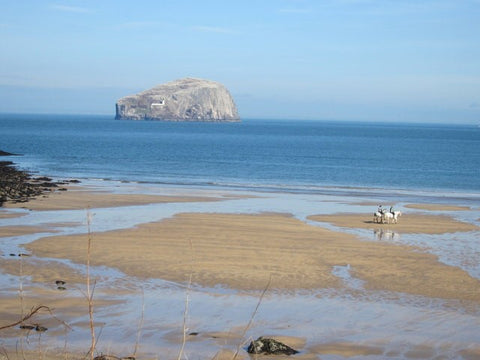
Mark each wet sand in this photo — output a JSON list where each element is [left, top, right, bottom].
[[404, 203, 471, 211], [4, 186, 223, 211], [24, 211, 480, 301], [0, 225, 56, 239], [1, 187, 480, 359], [0, 211, 25, 219]]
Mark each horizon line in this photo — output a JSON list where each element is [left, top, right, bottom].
[[0, 111, 477, 126]]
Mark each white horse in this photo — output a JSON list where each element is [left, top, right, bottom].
[[373, 211, 383, 223], [382, 211, 402, 224]]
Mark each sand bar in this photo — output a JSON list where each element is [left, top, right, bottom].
[[26, 212, 480, 301], [0, 211, 25, 219], [0, 225, 55, 239], [404, 203, 471, 211], [308, 213, 478, 234]]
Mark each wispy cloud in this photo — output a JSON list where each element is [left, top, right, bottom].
[[191, 26, 236, 34], [51, 4, 91, 13]]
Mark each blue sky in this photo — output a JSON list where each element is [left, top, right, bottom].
[[1, 0, 479, 123]]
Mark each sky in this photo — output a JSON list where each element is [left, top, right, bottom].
[[1, 0, 479, 123]]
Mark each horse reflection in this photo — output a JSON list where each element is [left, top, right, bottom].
[[373, 228, 400, 242]]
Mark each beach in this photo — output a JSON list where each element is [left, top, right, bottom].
[[2, 0, 480, 355], [1, 182, 480, 359]]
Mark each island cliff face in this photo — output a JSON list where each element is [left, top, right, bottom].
[[115, 78, 240, 122]]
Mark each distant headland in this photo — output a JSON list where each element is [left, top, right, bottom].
[[115, 78, 240, 122]]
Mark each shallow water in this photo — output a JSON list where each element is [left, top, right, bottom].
[[1, 182, 479, 359]]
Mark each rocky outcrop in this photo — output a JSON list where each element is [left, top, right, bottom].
[[115, 78, 240, 122], [0, 151, 74, 206]]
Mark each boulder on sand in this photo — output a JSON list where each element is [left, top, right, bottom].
[[247, 336, 299, 355]]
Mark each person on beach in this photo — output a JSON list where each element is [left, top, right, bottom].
[[378, 205, 384, 214], [390, 205, 394, 214]]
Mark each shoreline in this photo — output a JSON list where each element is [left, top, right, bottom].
[[4, 148, 480, 207], [3, 185, 226, 211], [1, 177, 480, 359], [2, 179, 480, 296]]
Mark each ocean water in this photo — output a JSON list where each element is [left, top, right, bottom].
[[1, 113, 479, 194]]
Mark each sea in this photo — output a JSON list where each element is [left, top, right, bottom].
[[1, 113, 480, 195], [1, 113, 480, 359]]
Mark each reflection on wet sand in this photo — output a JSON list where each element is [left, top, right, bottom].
[[373, 228, 400, 242]]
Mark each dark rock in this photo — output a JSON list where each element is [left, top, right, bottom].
[[247, 337, 299, 355], [55, 280, 66, 285], [19, 325, 35, 330], [40, 182, 57, 187], [35, 325, 48, 332], [34, 176, 52, 182], [0, 150, 16, 156], [57, 286, 67, 291], [0, 154, 65, 206]]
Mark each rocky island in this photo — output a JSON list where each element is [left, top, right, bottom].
[[115, 78, 240, 122]]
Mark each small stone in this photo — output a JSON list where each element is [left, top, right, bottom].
[[57, 286, 67, 291], [19, 325, 35, 330], [35, 325, 48, 332]]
